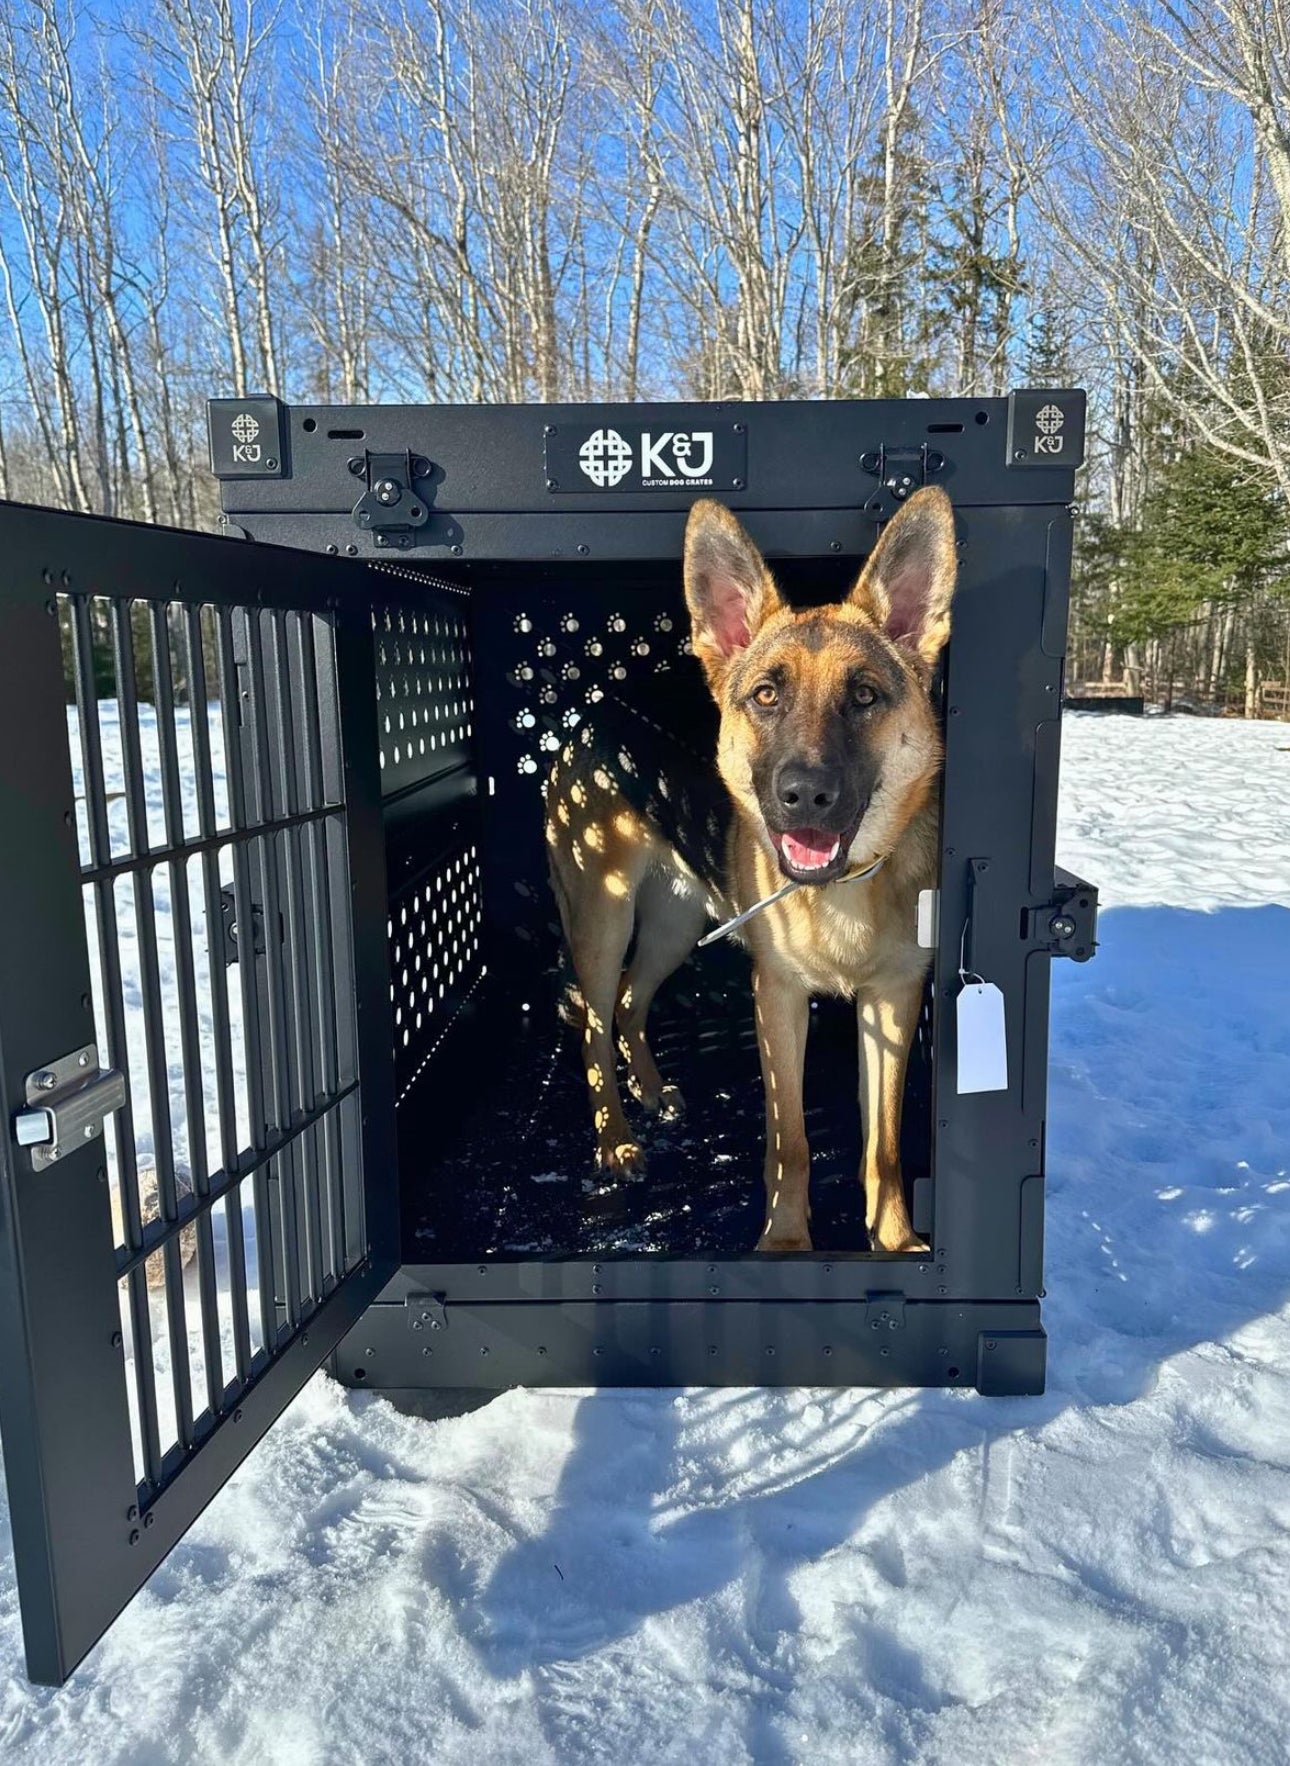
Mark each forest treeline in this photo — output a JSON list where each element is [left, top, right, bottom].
[[2, 0, 1288, 712]]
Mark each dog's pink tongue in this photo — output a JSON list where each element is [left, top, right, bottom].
[[782, 828, 839, 869]]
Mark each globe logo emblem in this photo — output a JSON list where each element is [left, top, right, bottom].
[[231, 412, 260, 444], [578, 427, 634, 487], [1035, 404, 1064, 436]]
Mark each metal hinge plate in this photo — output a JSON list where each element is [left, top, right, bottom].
[[14, 1043, 127, 1170], [865, 1291, 906, 1332], [406, 1292, 448, 1333]]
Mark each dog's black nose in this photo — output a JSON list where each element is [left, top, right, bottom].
[[775, 761, 841, 816]]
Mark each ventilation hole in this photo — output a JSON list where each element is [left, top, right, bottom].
[[927, 422, 963, 434], [328, 428, 365, 439]]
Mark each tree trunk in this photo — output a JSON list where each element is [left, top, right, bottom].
[[1164, 631, 1175, 712]]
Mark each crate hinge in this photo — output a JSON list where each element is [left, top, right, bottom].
[[864, 1291, 906, 1332], [1024, 867, 1099, 963], [13, 1043, 127, 1171], [351, 450, 434, 550], [406, 1292, 449, 1333]]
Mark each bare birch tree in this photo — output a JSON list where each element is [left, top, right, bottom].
[[139, 0, 288, 396], [1043, 0, 1290, 495], [296, 9, 372, 403], [355, 0, 586, 403], [0, 0, 93, 508]]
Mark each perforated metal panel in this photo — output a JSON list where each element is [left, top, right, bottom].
[[506, 600, 694, 781], [365, 567, 485, 1105], [372, 590, 473, 797], [389, 842, 484, 1101], [474, 573, 719, 960]]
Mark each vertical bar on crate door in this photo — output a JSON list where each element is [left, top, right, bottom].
[[282, 614, 327, 1304], [268, 612, 312, 1318], [242, 610, 296, 1339], [110, 601, 195, 1458], [182, 604, 251, 1386], [151, 604, 224, 1416], [311, 807, 345, 1289], [313, 618, 359, 1278], [215, 608, 268, 1358], [69, 596, 161, 1485]]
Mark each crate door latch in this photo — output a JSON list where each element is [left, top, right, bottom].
[[858, 442, 947, 516], [1023, 867, 1099, 963], [351, 450, 434, 549], [13, 1044, 127, 1171]]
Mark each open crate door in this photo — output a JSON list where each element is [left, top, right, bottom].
[[0, 502, 398, 1684]]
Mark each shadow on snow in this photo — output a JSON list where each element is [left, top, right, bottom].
[[454, 905, 1290, 1751]]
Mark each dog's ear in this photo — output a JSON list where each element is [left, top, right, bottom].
[[849, 486, 957, 665], [684, 499, 783, 679]]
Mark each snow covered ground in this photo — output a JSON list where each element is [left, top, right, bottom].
[[3, 711, 1290, 1765]]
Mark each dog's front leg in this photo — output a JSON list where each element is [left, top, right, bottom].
[[753, 963, 812, 1251], [858, 971, 929, 1253]]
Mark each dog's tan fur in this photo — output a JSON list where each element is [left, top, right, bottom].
[[546, 487, 957, 1251]]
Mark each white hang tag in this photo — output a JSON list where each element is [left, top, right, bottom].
[[956, 981, 1009, 1094]]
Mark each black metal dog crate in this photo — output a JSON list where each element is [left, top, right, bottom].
[[0, 391, 1094, 1680]]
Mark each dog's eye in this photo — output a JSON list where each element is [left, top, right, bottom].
[[751, 682, 779, 709], [852, 683, 878, 708]]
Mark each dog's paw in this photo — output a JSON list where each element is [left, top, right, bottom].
[[628, 1081, 685, 1120], [599, 1139, 646, 1177], [657, 1085, 686, 1122], [756, 1224, 813, 1253], [870, 1223, 928, 1255]]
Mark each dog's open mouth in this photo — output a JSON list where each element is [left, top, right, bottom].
[[770, 825, 855, 884]]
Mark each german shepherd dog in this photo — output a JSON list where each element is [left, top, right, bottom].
[[545, 486, 956, 1253]]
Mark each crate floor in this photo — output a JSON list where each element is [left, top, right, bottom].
[[403, 987, 930, 1258]]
